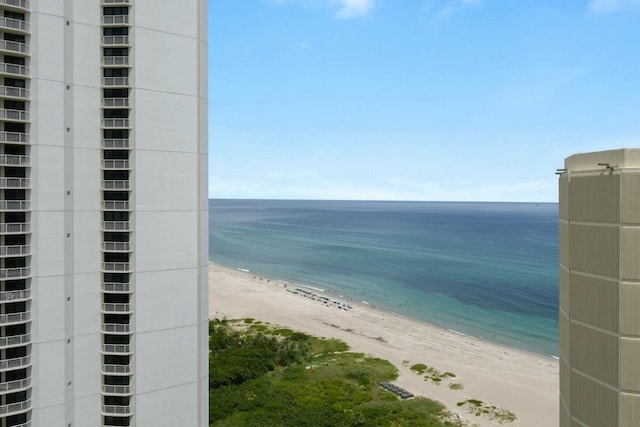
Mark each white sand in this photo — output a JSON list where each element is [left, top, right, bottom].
[[208, 263, 558, 427]]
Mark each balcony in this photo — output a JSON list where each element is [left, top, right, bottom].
[[102, 384, 132, 395], [102, 159, 130, 169], [0, 131, 29, 144], [102, 344, 132, 356], [102, 242, 131, 252], [101, 303, 132, 314], [102, 282, 131, 293], [102, 77, 129, 88], [101, 344, 132, 354], [0, 85, 29, 100], [0, 62, 29, 77], [0, 177, 30, 189], [102, 98, 130, 108], [0, 267, 30, 279], [102, 323, 131, 334], [0, 0, 30, 11], [0, 311, 30, 326], [0, 222, 30, 234], [101, 263, 131, 272], [102, 15, 129, 25], [0, 333, 31, 349], [102, 56, 130, 67], [102, 404, 132, 416], [0, 17, 29, 33], [0, 399, 31, 417], [0, 355, 31, 372], [0, 244, 30, 256], [0, 200, 30, 211], [102, 364, 131, 375], [0, 154, 29, 166], [0, 40, 29, 55], [0, 289, 30, 302], [0, 108, 29, 122], [102, 221, 130, 231], [102, 138, 130, 149], [102, 201, 130, 211], [0, 244, 30, 257], [102, 180, 130, 190], [101, 36, 129, 46], [102, 118, 130, 128], [0, 378, 30, 394]]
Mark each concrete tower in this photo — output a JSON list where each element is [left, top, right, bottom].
[[559, 149, 640, 426], [0, 1, 208, 426]]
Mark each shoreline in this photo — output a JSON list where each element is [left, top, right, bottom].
[[209, 262, 559, 426], [211, 260, 557, 360]]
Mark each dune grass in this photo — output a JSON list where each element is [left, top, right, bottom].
[[209, 319, 465, 426], [411, 362, 457, 385], [457, 399, 516, 423]]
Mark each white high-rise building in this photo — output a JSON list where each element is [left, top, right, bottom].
[[0, 1, 209, 426]]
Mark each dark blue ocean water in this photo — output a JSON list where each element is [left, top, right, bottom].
[[209, 199, 559, 356]]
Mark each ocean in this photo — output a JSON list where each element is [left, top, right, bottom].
[[209, 199, 559, 356]]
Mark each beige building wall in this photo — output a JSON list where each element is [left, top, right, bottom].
[[559, 149, 640, 427]]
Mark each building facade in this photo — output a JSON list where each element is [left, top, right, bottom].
[[559, 149, 640, 426], [0, 1, 208, 426]]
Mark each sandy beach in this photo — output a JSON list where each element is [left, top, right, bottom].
[[209, 263, 558, 426]]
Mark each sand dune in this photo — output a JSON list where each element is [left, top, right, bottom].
[[209, 263, 558, 427]]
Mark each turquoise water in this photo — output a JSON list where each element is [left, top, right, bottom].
[[209, 199, 559, 356]]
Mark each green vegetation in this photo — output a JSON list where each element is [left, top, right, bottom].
[[209, 319, 466, 426], [310, 337, 349, 354], [457, 399, 516, 424], [448, 383, 464, 391], [410, 363, 457, 385], [457, 399, 483, 408], [410, 363, 428, 375], [248, 323, 269, 333]]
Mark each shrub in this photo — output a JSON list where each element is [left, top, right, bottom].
[[410, 363, 428, 375], [209, 320, 463, 426], [457, 399, 516, 423]]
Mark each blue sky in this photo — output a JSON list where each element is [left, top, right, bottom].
[[209, 0, 640, 202]]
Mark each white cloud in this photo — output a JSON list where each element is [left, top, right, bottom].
[[434, 0, 483, 20], [333, 0, 376, 19], [588, 0, 640, 14], [267, 0, 376, 19]]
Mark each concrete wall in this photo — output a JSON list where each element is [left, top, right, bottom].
[[131, 0, 208, 425], [28, 0, 208, 425], [31, 2, 102, 425], [559, 149, 640, 427]]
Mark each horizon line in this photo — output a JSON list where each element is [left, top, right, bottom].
[[208, 197, 558, 204]]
